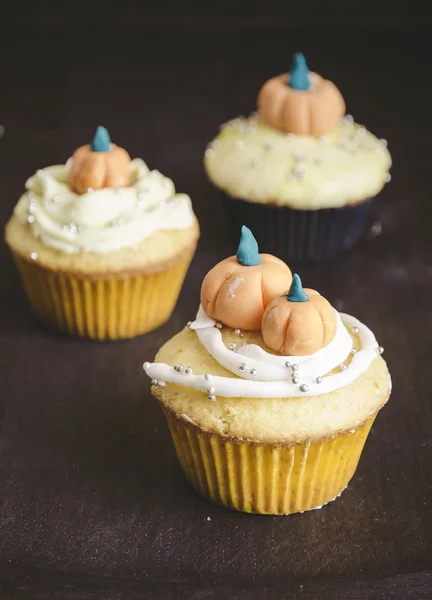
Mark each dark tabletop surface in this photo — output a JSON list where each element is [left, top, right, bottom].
[[0, 19, 431, 600]]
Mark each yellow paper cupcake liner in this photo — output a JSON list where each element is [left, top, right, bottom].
[[12, 253, 194, 340], [164, 409, 375, 515]]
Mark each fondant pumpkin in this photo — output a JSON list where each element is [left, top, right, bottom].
[[258, 53, 345, 136], [201, 226, 292, 330], [68, 126, 131, 194], [262, 274, 337, 356]]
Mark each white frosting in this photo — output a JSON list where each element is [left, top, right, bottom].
[[191, 306, 352, 381], [144, 307, 383, 398], [14, 159, 196, 254]]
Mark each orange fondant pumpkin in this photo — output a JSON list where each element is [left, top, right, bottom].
[[68, 126, 131, 194], [201, 248, 292, 331], [262, 274, 337, 356], [258, 72, 345, 136]]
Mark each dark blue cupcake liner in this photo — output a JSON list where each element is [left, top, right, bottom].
[[223, 194, 373, 262]]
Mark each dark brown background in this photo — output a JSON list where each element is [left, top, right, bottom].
[[0, 6, 432, 599]]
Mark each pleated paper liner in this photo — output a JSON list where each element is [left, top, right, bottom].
[[223, 193, 373, 262], [12, 252, 195, 340], [164, 408, 375, 515]]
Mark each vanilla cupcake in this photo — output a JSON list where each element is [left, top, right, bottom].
[[143, 227, 391, 515], [204, 53, 391, 261], [5, 127, 199, 339]]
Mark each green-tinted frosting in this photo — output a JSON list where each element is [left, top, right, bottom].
[[287, 273, 309, 302], [91, 126, 111, 152], [289, 53, 310, 91], [236, 226, 262, 266]]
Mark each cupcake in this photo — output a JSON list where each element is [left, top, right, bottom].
[[143, 227, 391, 515], [5, 127, 199, 339], [204, 53, 392, 261]]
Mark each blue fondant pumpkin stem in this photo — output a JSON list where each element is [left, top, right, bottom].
[[287, 273, 309, 302], [236, 226, 262, 266], [91, 126, 111, 152], [289, 53, 310, 91]]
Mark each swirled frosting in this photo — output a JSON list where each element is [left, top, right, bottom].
[[14, 159, 195, 254], [144, 305, 389, 399]]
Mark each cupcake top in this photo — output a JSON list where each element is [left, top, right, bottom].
[[11, 127, 196, 255], [204, 54, 391, 209], [144, 228, 391, 444]]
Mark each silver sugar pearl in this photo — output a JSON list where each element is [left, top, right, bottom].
[[344, 114, 354, 124], [204, 373, 212, 380], [174, 364, 184, 372], [51, 194, 60, 203], [380, 138, 388, 147], [29, 202, 36, 214], [316, 376, 323, 384], [377, 346, 384, 355], [385, 173, 391, 183], [340, 364, 347, 371], [158, 381, 166, 387], [293, 165, 305, 179], [235, 140, 244, 150], [205, 148, 215, 158], [352, 326, 360, 334], [216, 323, 223, 329], [300, 384, 309, 392], [250, 369, 257, 376], [238, 363, 247, 372], [291, 364, 299, 371], [292, 376, 299, 384], [36, 169, 45, 177], [285, 361, 292, 368], [370, 221, 383, 237], [207, 387, 215, 395], [27, 215, 35, 224], [143, 362, 150, 370], [229, 343, 237, 351], [151, 379, 158, 386], [187, 321, 192, 328], [235, 329, 241, 335], [30, 252, 38, 261], [351, 348, 357, 354], [208, 395, 216, 401], [184, 367, 193, 375]]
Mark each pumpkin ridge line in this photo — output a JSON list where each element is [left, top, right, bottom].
[[282, 310, 295, 355]]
